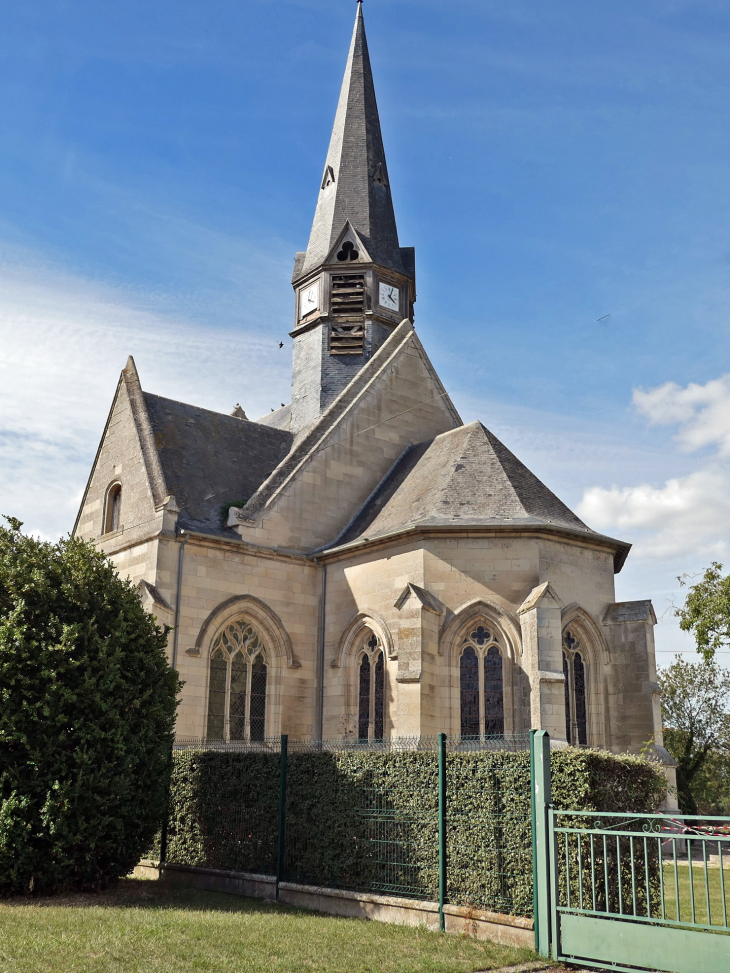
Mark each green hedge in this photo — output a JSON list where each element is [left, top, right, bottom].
[[161, 746, 665, 918]]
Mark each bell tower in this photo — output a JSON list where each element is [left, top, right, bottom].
[[290, 1, 416, 434]]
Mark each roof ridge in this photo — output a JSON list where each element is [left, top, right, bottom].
[[429, 421, 527, 520], [234, 319, 419, 524], [122, 360, 168, 508], [144, 391, 254, 424], [478, 423, 591, 532], [233, 319, 461, 527]]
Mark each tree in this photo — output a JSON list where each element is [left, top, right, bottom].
[[676, 562, 730, 663], [658, 656, 730, 815], [0, 517, 180, 895]]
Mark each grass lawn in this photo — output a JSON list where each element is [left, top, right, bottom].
[[663, 864, 730, 929], [0, 878, 536, 973]]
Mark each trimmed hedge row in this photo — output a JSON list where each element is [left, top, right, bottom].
[[161, 746, 664, 917]]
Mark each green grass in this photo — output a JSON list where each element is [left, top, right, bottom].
[[0, 878, 536, 973], [662, 864, 730, 929]]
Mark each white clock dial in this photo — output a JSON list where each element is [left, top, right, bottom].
[[379, 282, 399, 312], [300, 282, 319, 318]]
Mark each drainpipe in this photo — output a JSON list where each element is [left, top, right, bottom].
[[315, 560, 327, 743], [171, 531, 188, 671]]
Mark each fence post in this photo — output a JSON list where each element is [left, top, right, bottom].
[[529, 730, 537, 949], [159, 742, 174, 867], [438, 731, 447, 933], [531, 730, 552, 957], [276, 734, 288, 901]]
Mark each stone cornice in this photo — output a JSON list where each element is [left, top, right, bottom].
[[314, 522, 629, 571]]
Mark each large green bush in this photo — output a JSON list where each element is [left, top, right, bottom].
[[0, 518, 180, 895], [161, 744, 665, 917]]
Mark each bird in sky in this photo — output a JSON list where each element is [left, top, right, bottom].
[[278, 341, 284, 348]]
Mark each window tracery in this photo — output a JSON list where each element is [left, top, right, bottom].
[[459, 625, 504, 738], [206, 620, 268, 741], [562, 629, 588, 745], [357, 632, 384, 741]]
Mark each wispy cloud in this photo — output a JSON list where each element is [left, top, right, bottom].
[[0, 250, 292, 540]]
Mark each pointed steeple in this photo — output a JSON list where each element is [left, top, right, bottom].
[[289, 3, 415, 435], [296, 2, 409, 279]]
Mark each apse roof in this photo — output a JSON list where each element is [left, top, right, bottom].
[[332, 420, 631, 571]]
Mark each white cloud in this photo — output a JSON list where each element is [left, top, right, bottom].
[[633, 374, 730, 456], [0, 253, 292, 540], [577, 375, 730, 564], [577, 464, 730, 559], [567, 374, 730, 659]]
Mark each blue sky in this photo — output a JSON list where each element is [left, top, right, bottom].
[[2, 0, 730, 659]]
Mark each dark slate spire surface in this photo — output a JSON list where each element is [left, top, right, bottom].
[[298, 3, 405, 279]]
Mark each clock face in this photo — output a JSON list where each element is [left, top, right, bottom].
[[300, 282, 319, 318], [378, 282, 399, 312]]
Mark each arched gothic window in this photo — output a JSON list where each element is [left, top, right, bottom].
[[357, 632, 385, 741], [459, 625, 504, 738], [562, 629, 588, 745], [104, 483, 122, 534], [206, 620, 268, 742]]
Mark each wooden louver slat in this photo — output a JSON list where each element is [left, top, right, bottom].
[[330, 274, 365, 354]]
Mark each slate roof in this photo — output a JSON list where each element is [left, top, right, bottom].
[[143, 393, 292, 535], [296, 3, 411, 280], [230, 319, 462, 530], [255, 403, 292, 432], [333, 421, 631, 570]]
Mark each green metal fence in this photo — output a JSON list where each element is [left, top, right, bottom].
[[551, 810, 730, 931], [284, 748, 441, 903], [546, 810, 730, 973], [529, 729, 730, 973], [162, 732, 533, 926]]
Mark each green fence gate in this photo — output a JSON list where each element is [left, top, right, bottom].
[[532, 731, 730, 973]]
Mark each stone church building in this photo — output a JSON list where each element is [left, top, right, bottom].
[[73, 4, 669, 764]]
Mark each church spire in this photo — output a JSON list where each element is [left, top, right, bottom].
[[295, 1, 410, 280], [289, 3, 415, 434]]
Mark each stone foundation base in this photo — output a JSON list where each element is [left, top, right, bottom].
[[134, 860, 534, 949]]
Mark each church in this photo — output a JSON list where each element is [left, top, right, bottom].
[[73, 3, 670, 766]]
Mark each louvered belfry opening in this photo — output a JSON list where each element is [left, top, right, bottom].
[[330, 273, 365, 354]]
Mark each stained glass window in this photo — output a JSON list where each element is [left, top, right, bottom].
[[357, 632, 385, 741], [470, 626, 491, 646], [573, 652, 587, 746], [459, 626, 505, 739], [250, 656, 267, 742], [358, 654, 371, 740], [206, 621, 269, 742], [483, 646, 504, 736], [374, 651, 384, 740], [563, 630, 588, 746], [206, 648, 227, 740], [563, 652, 572, 744], [460, 646, 480, 737], [229, 653, 248, 741]]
